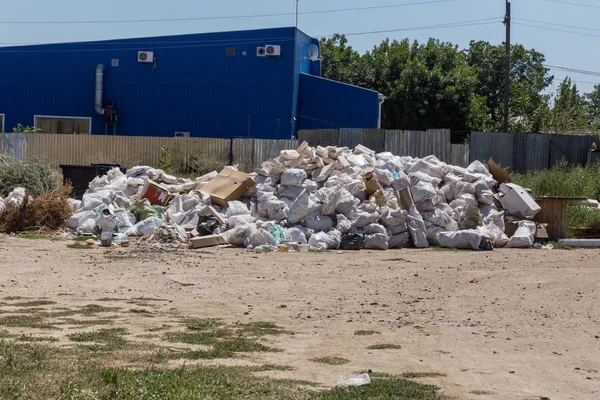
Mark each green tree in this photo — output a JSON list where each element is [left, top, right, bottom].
[[319, 34, 363, 85], [465, 41, 553, 133], [585, 84, 600, 132], [552, 77, 589, 134]]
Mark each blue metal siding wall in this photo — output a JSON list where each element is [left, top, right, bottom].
[[0, 28, 297, 139], [297, 73, 379, 130]]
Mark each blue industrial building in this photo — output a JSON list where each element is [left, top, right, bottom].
[[0, 27, 382, 139]]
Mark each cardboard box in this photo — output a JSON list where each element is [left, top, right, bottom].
[[364, 173, 383, 195], [505, 221, 518, 238], [200, 169, 255, 207], [189, 234, 227, 249], [499, 183, 541, 218], [535, 223, 549, 240], [138, 181, 172, 206]]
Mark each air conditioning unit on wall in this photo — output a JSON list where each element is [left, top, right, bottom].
[[265, 45, 281, 57], [138, 51, 154, 63], [174, 131, 190, 137]]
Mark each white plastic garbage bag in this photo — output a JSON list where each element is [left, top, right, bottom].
[[437, 229, 487, 250], [286, 227, 308, 244], [478, 223, 509, 247], [67, 211, 97, 230], [475, 179, 494, 205], [336, 214, 352, 234], [288, 190, 313, 224], [407, 204, 429, 248], [280, 169, 307, 187], [126, 217, 162, 236], [388, 232, 410, 249], [5, 187, 26, 207], [222, 225, 253, 246], [114, 209, 136, 232], [226, 200, 250, 217], [506, 220, 536, 248], [306, 213, 332, 232], [335, 188, 360, 217], [364, 223, 387, 235], [308, 229, 341, 251], [411, 181, 436, 204], [245, 228, 278, 248], [228, 214, 253, 229], [81, 190, 113, 211], [336, 373, 371, 388], [96, 208, 118, 232], [363, 233, 389, 250]]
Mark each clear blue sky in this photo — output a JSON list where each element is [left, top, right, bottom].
[[1, 0, 598, 93]]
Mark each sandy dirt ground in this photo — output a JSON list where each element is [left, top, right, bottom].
[[0, 236, 599, 400]]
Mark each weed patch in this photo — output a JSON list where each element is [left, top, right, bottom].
[[354, 330, 380, 336], [310, 357, 350, 365], [367, 344, 402, 350]]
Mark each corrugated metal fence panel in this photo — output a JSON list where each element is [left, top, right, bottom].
[[428, 129, 451, 162], [1, 133, 27, 161], [253, 139, 300, 165], [525, 134, 550, 172], [360, 129, 386, 153], [470, 131, 514, 170], [406, 130, 429, 159], [550, 134, 596, 167], [339, 128, 363, 149], [385, 130, 408, 156], [451, 144, 470, 167], [297, 129, 339, 147], [232, 138, 255, 169], [22, 134, 229, 167]]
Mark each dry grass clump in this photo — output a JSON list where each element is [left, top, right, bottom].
[[0, 185, 73, 233]]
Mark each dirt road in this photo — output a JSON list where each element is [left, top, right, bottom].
[[0, 236, 598, 399]]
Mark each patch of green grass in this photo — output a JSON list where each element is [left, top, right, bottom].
[[16, 335, 58, 343], [238, 321, 290, 336], [13, 300, 56, 307], [180, 338, 282, 360], [3, 296, 27, 301], [68, 328, 128, 351], [310, 357, 350, 365], [44, 304, 120, 319], [0, 315, 56, 330], [96, 297, 125, 302], [147, 324, 172, 332], [67, 243, 94, 250], [164, 329, 233, 345], [251, 364, 295, 372], [400, 372, 447, 379], [56, 318, 114, 326], [429, 247, 461, 252], [72, 235, 98, 242], [135, 334, 159, 339], [184, 318, 224, 331], [19, 234, 50, 240], [0, 330, 16, 339], [132, 297, 168, 302], [129, 308, 152, 315], [548, 241, 574, 250], [567, 204, 600, 237], [354, 330, 380, 336], [0, 340, 444, 399], [367, 344, 402, 350]]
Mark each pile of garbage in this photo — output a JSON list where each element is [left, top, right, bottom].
[[60, 141, 544, 251]]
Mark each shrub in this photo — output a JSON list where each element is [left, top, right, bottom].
[[0, 155, 62, 198]]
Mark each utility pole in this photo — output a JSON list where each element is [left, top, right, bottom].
[[291, 0, 300, 138], [503, 0, 511, 133]]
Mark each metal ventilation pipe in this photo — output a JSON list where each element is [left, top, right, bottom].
[[95, 64, 105, 116]]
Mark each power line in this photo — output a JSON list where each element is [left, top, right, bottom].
[[513, 22, 600, 38], [514, 17, 600, 33], [0, 0, 453, 25], [545, 64, 600, 77], [0, 18, 501, 51], [319, 18, 501, 38], [545, 0, 600, 9]]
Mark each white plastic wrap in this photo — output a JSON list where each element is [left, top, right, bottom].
[[308, 230, 341, 250], [506, 220, 536, 248], [286, 227, 308, 244], [125, 217, 162, 236], [306, 213, 333, 232], [67, 211, 98, 230], [437, 229, 486, 250], [280, 168, 307, 187], [478, 223, 509, 247], [226, 200, 250, 217], [363, 233, 389, 250], [407, 204, 429, 248], [5, 187, 26, 207], [244, 228, 278, 248]]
